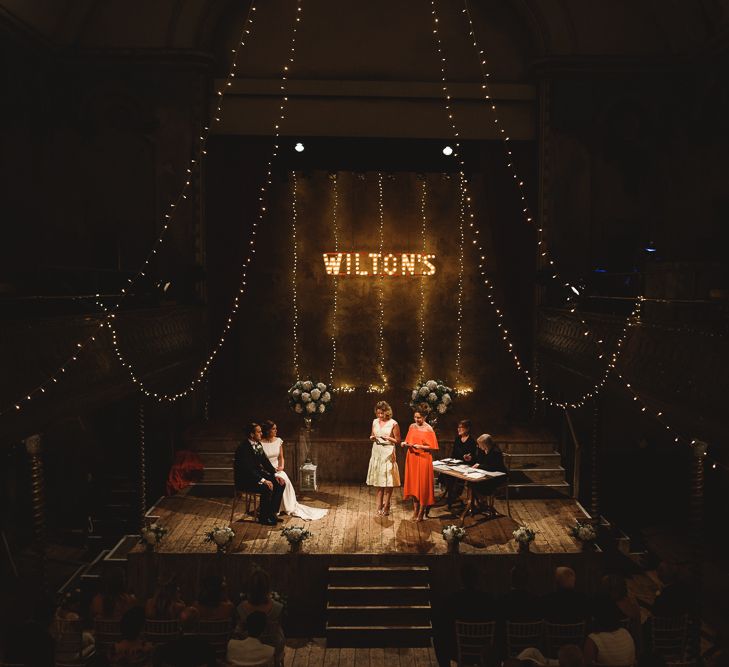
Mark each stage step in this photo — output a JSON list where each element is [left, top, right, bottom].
[[501, 441, 558, 454], [508, 467, 566, 484], [508, 452, 561, 468], [326, 565, 432, 647], [190, 436, 239, 453], [509, 481, 571, 498], [199, 467, 233, 484], [197, 452, 234, 468]]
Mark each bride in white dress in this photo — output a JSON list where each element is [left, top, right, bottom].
[[260, 420, 328, 521]]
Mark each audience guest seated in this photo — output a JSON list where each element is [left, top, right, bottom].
[[153, 607, 216, 667], [541, 567, 590, 622], [636, 652, 667, 667], [193, 575, 235, 621], [236, 569, 285, 664], [145, 575, 187, 620], [444, 419, 478, 510], [472, 434, 508, 510], [1, 595, 56, 667], [54, 588, 96, 659], [499, 564, 542, 621], [651, 562, 691, 618], [91, 568, 139, 620], [109, 607, 154, 667], [601, 574, 642, 650], [432, 561, 495, 667], [584, 598, 636, 667], [227, 611, 275, 666], [517, 643, 584, 667]]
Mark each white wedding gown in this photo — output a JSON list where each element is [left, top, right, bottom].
[[261, 438, 328, 521]]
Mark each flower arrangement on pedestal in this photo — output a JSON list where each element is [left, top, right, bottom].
[[409, 380, 453, 424], [441, 524, 466, 553], [288, 380, 333, 419], [140, 523, 168, 552], [512, 525, 536, 552], [281, 526, 312, 553], [204, 525, 235, 553], [569, 521, 597, 548]]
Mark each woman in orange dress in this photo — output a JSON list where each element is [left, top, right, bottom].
[[402, 407, 439, 521]]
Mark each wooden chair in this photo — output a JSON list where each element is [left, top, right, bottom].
[[650, 615, 688, 659], [144, 618, 180, 645], [455, 620, 496, 666], [486, 453, 511, 518], [506, 620, 544, 657], [230, 488, 260, 523], [544, 621, 586, 658], [192, 618, 233, 661], [94, 618, 122, 654]]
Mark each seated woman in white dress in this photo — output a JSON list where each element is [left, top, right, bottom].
[[260, 420, 328, 521]]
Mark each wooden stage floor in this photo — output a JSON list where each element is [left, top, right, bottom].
[[144, 483, 589, 556]]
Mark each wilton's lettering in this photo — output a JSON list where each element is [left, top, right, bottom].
[[322, 252, 437, 277]]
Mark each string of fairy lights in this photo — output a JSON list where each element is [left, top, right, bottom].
[[87, 0, 305, 403], [371, 172, 389, 393], [428, 0, 725, 470], [417, 178, 429, 381], [0, 1, 264, 418], [328, 173, 340, 387], [291, 172, 301, 380], [455, 174, 466, 388]]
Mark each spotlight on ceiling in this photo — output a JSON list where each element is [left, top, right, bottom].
[[442, 145, 454, 156], [570, 285, 580, 296], [294, 142, 305, 153]]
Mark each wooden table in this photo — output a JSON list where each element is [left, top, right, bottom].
[[433, 460, 506, 526]]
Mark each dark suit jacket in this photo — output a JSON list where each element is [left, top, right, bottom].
[[234, 440, 277, 491], [474, 447, 508, 474], [498, 588, 543, 621], [541, 589, 590, 622], [452, 435, 478, 462], [652, 583, 691, 618]]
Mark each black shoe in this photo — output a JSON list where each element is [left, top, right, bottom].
[[258, 516, 276, 526]]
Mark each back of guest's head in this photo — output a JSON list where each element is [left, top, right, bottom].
[[554, 567, 576, 591], [261, 420, 276, 438], [558, 644, 583, 667], [100, 568, 127, 616], [245, 422, 260, 440], [198, 575, 225, 608], [246, 611, 267, 638], [247, 569, 271, 606], [120, 607, 145, 640], [179, 606, 199, 632], [637, 652, 668, 667], [600, 573, 628, 601], [591, 596, 622, 632], [375, 401, 393, 419], [657, 561, 678, 586], [153, 575, 180, 617], [510, 564, 529, 590]]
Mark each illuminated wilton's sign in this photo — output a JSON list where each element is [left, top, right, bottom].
[[322, 252, 436, 277]]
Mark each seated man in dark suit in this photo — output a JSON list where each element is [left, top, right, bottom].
[[234, 422, 285, 526], [541, 566, 589, 622]]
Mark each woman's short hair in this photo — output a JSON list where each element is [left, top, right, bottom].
[[458, 419, 472, 432], [477, 433, 498, 451], [374, 401, 393, 419], [261, 420, 276, 439], [247, 569, 271, 606]]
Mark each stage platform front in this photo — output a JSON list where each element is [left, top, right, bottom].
[[127, 484, 600, 636]]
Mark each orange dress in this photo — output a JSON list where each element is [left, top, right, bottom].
[[403, 424, 439, 506]]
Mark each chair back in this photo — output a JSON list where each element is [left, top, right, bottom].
[[144, 618, 181, 644], [53, 618, 83, 664], [651, 615, 688, 659], [455, 620, 496, 666], [544, 620, 586, 658], [94, 618, 122, 652], [191, 618, 232, 660], [506, 620, 544, 657]]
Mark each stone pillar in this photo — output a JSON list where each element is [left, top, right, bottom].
[[23, 434, 47, 588], [138, 400, 147, 528], [590, 398, 600, 518], [688, 440, 707, 659]]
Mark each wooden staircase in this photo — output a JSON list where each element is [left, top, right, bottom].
[[325, 565, 432, 647], [500, 432, 570, 498]]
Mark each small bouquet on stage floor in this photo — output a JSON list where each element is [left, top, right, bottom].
[[512, 525, 536, 552], [140, 523, 168, 551], [204, 525, 235, 553], [410, 380, 453, 423], [569, 520, 597, 544], [442, 524, 466, 553], [282, 526, 312, 553], [288, 380, 333, 418]]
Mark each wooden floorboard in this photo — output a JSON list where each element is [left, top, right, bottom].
[[136, 483, 584, 555]]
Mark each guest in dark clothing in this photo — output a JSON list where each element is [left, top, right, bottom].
[[651, 562, 691, 617], [473, 434, 508, 498], [541, 567, 590, 622], [433, 562, 495, 667], [153, 607, 216, 667], [499, 564, 542, 621], [444, 420, 479, 509], [233, 422, 285, 526], [2, 596, 55, 667]]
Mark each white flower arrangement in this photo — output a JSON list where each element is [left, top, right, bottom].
[[140, 523, 168, 546], [441, 524, 466, 543], [288, 380, 333, 419], [512, 525, 536, 544], [204, 525, 235, 550], [409, 379, 454, 422], [281, 526, 312, 544], [569, 521, 597, 542]]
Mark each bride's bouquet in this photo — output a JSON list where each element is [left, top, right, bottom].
[[288, 380, 333, 418], [409, 380, 453, 421]]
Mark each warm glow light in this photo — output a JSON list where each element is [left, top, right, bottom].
[[294, 142, 305, 152], [442, 145, 454, 156]]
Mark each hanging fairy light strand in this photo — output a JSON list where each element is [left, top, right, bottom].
[[0, 1, 263, 417], [370, 172, 388, 392], [417, 177, 429, 381], [291, 172, 301, 380], [455, 173, 466, 388], [329, 173, 340, 386], [97, 0, 305, 403]]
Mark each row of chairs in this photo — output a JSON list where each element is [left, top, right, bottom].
[[455, 616, 689, 666]]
